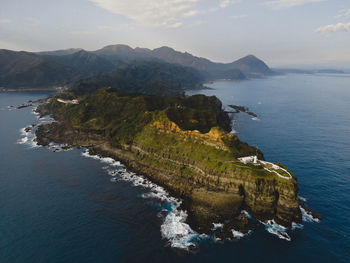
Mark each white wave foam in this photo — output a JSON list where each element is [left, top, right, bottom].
[[18, 124, 43, 148], [291, 222, 304, 230], [252, 117, 261, 121], [17, 104, 56, 148], [231, 229, 245, 239], [161, 208, 199, 249], [20, 127, 27, 136], [298, 196, 307, 202], [81, 149, 204, 250], [32, 107, 40, 118], [261, 219, 291, 241], [300, 206, 320, 223], [241, 210, 252, 219], [17, 127, 30, 145], [212, 223, 223, 230], [17, 136, 28, 144], [81, 151, 121, 166], [46, 142, 72, 152]]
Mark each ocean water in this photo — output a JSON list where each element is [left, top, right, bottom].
[[0, 73, 349, 262]]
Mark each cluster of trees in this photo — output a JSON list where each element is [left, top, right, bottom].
[[70, 61, 203, 97]]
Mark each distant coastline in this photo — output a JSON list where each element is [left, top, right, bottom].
[[0, 87, 63, 93]]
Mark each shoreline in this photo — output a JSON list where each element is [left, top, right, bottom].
[[34, 97, 304, 237], [0, 88, 64, 93]]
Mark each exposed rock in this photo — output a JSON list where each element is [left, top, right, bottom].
[[35, 91, 303, 238]]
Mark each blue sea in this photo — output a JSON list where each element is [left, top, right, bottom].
[[1, 73, 349, 262]]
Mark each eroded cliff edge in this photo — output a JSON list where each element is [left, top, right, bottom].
[[36, 88, 302, 237]]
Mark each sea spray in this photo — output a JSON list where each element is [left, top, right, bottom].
[[300, 206, 320, 223], [261, 219, 291, 241], [81, 149, 205, 250]]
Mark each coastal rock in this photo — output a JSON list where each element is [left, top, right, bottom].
[[35, 90, 303, 237]]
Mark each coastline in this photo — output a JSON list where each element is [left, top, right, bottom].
[[34, 95, 304, 240], [0, 87, 64, 93]]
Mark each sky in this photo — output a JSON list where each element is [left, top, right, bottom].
[[1, 0, 350, 67]]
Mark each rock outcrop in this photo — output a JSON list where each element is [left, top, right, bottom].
[[35, 89, 302, 237]]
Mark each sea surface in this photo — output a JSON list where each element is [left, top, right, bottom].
[[1, 73, 349, 262]]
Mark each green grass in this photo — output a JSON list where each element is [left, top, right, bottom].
[[47, 88, 294, 181]]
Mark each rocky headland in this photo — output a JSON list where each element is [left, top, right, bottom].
[[35, 88, 303, 238]]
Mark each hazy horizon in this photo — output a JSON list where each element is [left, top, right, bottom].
[[1, 0, 350, 68]]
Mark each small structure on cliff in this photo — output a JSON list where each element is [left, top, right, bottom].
[[238, 156, 292, 180], [238, 155, 258, 164], [57, 98, 79, 104]]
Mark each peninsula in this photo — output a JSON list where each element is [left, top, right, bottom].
[[35, 82, 303, 237]]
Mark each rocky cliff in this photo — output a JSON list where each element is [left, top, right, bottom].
[[36, 88, 302, 237]]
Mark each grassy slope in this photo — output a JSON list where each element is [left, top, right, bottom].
[[49, 88, 293, 183]]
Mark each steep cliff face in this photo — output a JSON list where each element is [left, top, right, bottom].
[[36, 89, 301, 236]]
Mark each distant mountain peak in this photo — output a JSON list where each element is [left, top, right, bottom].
[[235, 54, 261, 62], [154, 46, 176, 51], [1, 44, 275, 90], [229, 54, 273, 76], [100, 44, 133, 52]]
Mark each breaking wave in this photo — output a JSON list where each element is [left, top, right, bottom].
[[81, 148, 320, 245], [81, 149, 205, 250], [17, 107, 64, 150], [231, 229, 246, 239], [17, 126, 37, 147], [300, 206, 320, 223], [291, 222, 304, 230], [261, 220, 291, 241], [298, 195, 307, 202]]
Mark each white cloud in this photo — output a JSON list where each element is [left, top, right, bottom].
[[262, 0, 326, 9], [183, 10, 199, 18], [89, 0, 200, 28], [89, 0, 241, 28], [0, 18, 12, 24], [231, 14, 247, 19], [335, 8, 350, 19], [168, 22, 183, 28], [316, 22, 350, 34], [220, 0, 231, 8], [212, 0, 240, 11]]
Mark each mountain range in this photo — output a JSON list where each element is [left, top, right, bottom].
[[0, 44, 274, 90]]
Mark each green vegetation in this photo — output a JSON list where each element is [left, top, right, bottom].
[[40, 85, 300, 231], [51, 88, 229, 142], [70, 61, 202, 97], [48, 87, 277, 180], [0, 45, 275, 90]]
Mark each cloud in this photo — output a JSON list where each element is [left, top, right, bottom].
[[335, 9, 350, 19], [183, 10, 199, 18], [89, 0, 241, 28], [316, 22, 350, 34], [262, 0, 326, 9], [0, 18, 12, 24], [168, 22, 183, 28], [231, 14, 247, 19], [210, 0, 240, 11], [220, 0, 232, 8], [71, 30, 96, 36], [89, 0, 200, 28]]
